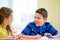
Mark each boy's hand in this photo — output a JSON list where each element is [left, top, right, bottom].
[[44, 33, 52, 38]]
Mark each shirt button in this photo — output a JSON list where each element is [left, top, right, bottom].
[[40, 32, 41, 33], [40, 28, 41, 29]]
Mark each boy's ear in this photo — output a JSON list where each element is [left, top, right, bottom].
[[44, 18, 47, 21]]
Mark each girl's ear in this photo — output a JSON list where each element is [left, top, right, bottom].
[[3, 18, 8, 24], [44, 18, 47, 21]]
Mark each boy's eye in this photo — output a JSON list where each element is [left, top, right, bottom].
[[37, 17, 40, 19], [34, 17, 41, 19], [34, 17, 36, 19]]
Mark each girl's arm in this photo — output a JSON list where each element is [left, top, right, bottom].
[[0, 38, 15, 40]]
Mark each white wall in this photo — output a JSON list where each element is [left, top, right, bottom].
[[12, 0, 37, 34], [0, 0, 12, 8]]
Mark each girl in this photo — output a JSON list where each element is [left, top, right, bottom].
[[0, 7, 15, 40]]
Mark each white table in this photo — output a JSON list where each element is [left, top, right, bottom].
[[38, 36, 60, 40]]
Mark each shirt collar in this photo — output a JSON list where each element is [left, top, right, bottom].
[[36, 22, 46, 29]]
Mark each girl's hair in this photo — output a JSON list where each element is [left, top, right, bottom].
[[0, 7, 13, 35]]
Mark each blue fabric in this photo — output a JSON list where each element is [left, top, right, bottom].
[[21, 22, 58, 36]]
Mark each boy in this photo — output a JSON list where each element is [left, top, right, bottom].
[[21, 8, 58, 38]]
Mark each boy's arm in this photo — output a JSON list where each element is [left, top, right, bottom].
[[21, 25, 31, 35], [53, 33, 60, 38], [44, 24, 58, 38], [48, 25, 58, 36], [18, 34, 41, 39]]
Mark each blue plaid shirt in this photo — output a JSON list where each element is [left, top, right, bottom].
[[21, 22, 58, 36]]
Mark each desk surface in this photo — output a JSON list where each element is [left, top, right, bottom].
[[51, 38, 60, 40], [20, 38, 60, 40]]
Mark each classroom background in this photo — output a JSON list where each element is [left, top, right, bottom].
[[0, 0, 60, 35]]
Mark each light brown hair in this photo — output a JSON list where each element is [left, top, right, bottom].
[[0, 7, 13, 35]]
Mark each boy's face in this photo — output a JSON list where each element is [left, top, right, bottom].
[[34, 13, 47, 26]]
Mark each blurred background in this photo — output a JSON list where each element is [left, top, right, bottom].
[[0, 0, 60, 34]]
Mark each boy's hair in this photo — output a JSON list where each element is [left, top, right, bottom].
[[35, 8, 48, 18]]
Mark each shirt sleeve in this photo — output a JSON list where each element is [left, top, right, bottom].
[[21, 25, 31, 35], [48, 25, 58, 36], [0, 31, 8, 38], [0, 31, 4, 38]]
